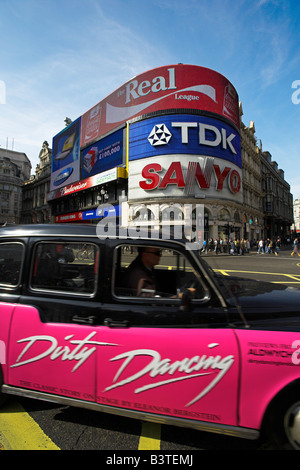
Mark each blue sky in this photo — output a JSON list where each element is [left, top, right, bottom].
[[0, 0, 299, 196]]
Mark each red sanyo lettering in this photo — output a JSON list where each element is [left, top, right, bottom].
[[213, 165, 231, 190], [140, 163, 162, 190], [139, 161, 241, 193], [229, 169, 241, 194], [159, 162, 185, 189]]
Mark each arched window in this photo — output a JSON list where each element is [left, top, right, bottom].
[[234, 211, 241, 223], [218, 208, 230, 221]]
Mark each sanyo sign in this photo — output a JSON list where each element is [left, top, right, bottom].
[[128, 154, 243, 204], [139, 157, 241, 194]]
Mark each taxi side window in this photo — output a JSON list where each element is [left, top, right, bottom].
[[113, 245, 207, 299], [0, 242, 24, 287], [31, 242, 98, 294]]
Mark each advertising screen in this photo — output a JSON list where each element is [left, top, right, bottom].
[[80, 64, 240, 148], [81, 128, 125, 180], [129, 114, 241, 168], [128, 154, 243, 204], [51, 118, 81, 191]]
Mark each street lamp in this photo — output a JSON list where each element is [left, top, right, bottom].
[[97, 187, 109, 203]]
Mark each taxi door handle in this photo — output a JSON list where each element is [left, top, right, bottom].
[[104, 318, 129, 328], [72, 315, 96, 325]]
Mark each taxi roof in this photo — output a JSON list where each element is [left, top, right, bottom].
[[0, 223, 181, 243]]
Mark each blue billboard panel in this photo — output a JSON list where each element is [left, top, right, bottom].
[[51, 118, 81, 191], [129, 114, 241, 168], [81, 128, 124, 180]]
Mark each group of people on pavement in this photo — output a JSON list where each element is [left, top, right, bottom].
[[256, 237, 282, 256], [200, 236, 289, 256], [202, 237, 251, 255], [200, 236, 300, 257]]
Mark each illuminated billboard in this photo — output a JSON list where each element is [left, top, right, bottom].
[[129, 154, 242, 203], [129, 114, 241, 168], [50, 64, 240, 199], [80, 64, 240, 148], [51, 118, 81, 191], [128, 115, 242, 204], [82, 127, 125, 180]]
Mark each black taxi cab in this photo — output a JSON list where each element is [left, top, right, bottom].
[[1, 224, 300, 450]]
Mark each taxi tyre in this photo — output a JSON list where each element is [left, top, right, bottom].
[[265, 386, 300, 450]]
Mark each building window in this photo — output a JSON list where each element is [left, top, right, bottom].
[[218, 209, 230, 221]]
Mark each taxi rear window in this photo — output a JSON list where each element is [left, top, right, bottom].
[[0, 242, 24, 287], [31, 242, 98, 295]]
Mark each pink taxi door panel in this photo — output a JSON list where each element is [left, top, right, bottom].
[[7, 305, 99, 402], [96, 327, 239, 427], [236, 329, 300, 430]]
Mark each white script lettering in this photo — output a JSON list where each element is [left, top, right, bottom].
[[125, 68, 176, 104], [105, 344, 234, 406], [11, 332, 118, 372]]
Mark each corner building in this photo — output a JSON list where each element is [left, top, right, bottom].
[[48, 64, 292, 241], [0, 148, 31, 225]]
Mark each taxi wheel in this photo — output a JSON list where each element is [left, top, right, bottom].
[[283, 400, 300, 450], [266, 390, 300, 450]]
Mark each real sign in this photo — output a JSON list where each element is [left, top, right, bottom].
[[80, 65, 240, 148]]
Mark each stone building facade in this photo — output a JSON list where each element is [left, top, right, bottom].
[[204, 113, 265, 242], [0, 148, 31, 225], [21, 141, 52, 224], [260, 149, 293, 239]]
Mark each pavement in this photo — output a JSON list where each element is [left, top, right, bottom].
[[200, 244, 294, 257]]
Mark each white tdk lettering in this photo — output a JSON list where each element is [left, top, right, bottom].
[[172, 122, 237, 154], [125, 68, 176, 104]]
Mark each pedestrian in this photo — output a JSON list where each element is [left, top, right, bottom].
[[275, 238, 281, 256], [235, 239, 241, 255], [257, 238, 264, 254], [291, 238, 300, 257], [268, 239, 274, 254]]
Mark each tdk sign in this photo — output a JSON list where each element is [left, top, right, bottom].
[[171, 122, 237, 154], [129, 114, 241, 168]]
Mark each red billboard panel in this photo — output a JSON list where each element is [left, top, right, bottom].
[[80, 64, 240, 148]]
